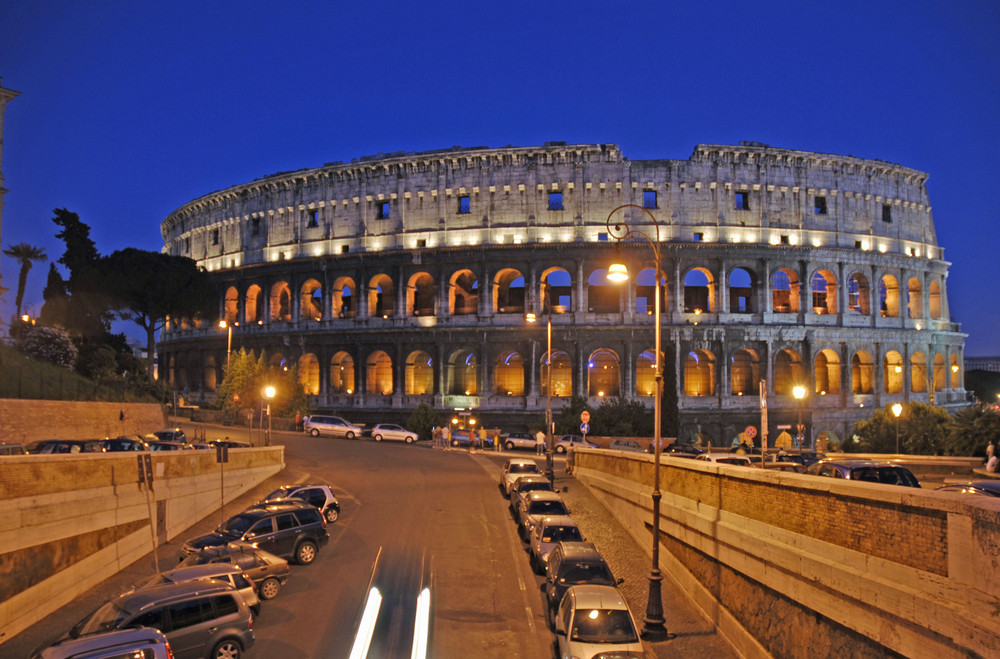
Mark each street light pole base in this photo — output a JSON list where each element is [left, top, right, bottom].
[[641, 569, 670, 640]]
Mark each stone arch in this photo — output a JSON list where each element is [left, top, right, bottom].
[[683, 267, 716, 313], [329, 352, 355, 394], [636, 349, 657, 396], [405, 350, 434, 395], [541, 267, 572, 313], [244, 284, 263, 324], [810, 269, 837, 315], [929, 279, 942, 319], [446, 349, 477, 395], [493, 269, 526, 314], [407, 272, 435, 317], [368, 273, 395, 318], [950, 354, 960, 388], [223, 286, 239, 324], [268, 353, 287, 370], [269, 281, 292, 322], [883, 350, 904, 394], [814, 349, 841, 395], [879, 275, 900, 318], [366, 350, 393, 395], [542, 349, 572, 397], [730, 348, 760, 396], [300, 278, 323, 321], [588, 348, 620, 397], [728, 267, 756, 313], [204, 355, 217, 392], [933, 352, 946, 392], [298, 353, 320, 395], [684, 349, 716, 396], [815, 429, 841, 452], [635, 268, 666, 315], [910, 351, 927, 393], [774, 348, 804, 395], [847, 272, 871, 315], [851, 350, 875, 394], [907, 277, 923, 319], [332, 276, 356, 319], [450, 270, 479, 315], [771, 268, 800, 313], [494, 350, 525, 396], [587, 268, 618, 313]]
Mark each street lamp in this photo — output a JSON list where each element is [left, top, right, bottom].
[[264, 386, 275, 446], [527, 281, 555, 486], [219, 320, 233, 377], [892, 402, 903, 454], [792, 385, 807, 449], [606, 204, 668, 639]]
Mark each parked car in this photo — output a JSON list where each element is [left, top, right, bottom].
[[139, 563, 260, 616], [528, 515, 583, 574], [209, 439, 251, 449], [0, 441, 26, 455], [555, 435, 598, 454], [552, 585, 642, 658], [503, 432, 538, 451], [508, 475, 555, 513], [178, 542, 290, 601], [26, 439, 105, 454], [147, 440, 191, 451], [31, 627, 173, 659], [608, 439, 644, 453], [370, 423, 418, 443], [804, 459, 921, 488], [304, 415, 362, 439], [517, 491, 570, 541], [256, 483, 341, 523], [799, 451, 826, 467], [181, 500, 329, 565], [152, 428, 187, 443], [68, 580, 254, 659], [935, 481, 1000, 497], [448, 431, 472, 447], [543, 541, 622, 629], [499, 458, 543, 496], [695, 453, 753, 466], [662, 442, 704, 457], [101, 435, 150, 452]]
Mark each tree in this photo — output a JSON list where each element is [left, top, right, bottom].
[[48, 209, 111, 339], [407, 403, 442, 442], [592, 396, 652, 437], [17, 325, 78, 369], [39, 263, 70, 328], [849, 403, 951, 454], [2, 242, 46, 320], [214, 349, 307, 420], [946, 405, 1000, 457], [553, 396, 593, 435], [102, 248, 216, 377]]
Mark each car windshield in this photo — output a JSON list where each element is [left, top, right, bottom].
[[520, 482, 553, 494], [852, 467, 915, 486], [219, 514, 256, 536], [529, 501, 568, 515], [541, 526, 582, 543], [265, 487, 292, 500], [570, 608, 638, 644], [510, 464, 541, 474], [559, 562, 615, 585], [75, 600, 131, 636]]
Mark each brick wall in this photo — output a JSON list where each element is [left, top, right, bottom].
[[574, 450, 1000, 658], [0, 399, 168, 444]]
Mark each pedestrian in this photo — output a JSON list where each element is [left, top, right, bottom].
[[535, 430, 545, 455], [295, 411, 302, 432], [469, 428, 477, 453], [987, 454, 998, 473], [431, 426, 439, 448], [494, 429, 502, 452], [566, 443, 575, 475], [442, 425, 450, 448], [987, 439, 996, 462]]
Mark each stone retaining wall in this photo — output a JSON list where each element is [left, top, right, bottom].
[[0, 398, 168, 444], [573, 449, 1000, 659]]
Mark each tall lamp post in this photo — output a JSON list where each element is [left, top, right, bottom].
[[792, 385, 807, 449], [219, 320, 233, 376], [892, 402, 903, 454], [264, 386, 275, 446], [527, 281, 555, 486], [606, 204, 668, 639]]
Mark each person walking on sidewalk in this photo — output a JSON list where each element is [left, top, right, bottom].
[[535, 430, 545, 455]]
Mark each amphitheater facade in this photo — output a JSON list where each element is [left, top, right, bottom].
[[158, 141, 967, 447]]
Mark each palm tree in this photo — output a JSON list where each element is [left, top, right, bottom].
[[3, 242, 47, 319]]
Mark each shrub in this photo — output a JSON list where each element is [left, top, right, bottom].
[[18, 326, 78, 369]]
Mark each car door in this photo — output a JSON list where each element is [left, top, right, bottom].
[[269, 513, 302, 557], [162, 597, 214, 659], [243, 517, 278, 554]]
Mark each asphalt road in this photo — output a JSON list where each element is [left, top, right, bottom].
[[6, 429, 558, 659]]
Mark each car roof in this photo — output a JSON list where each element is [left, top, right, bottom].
[[513, 475, 550, 485], [505, 457, 538, 466], [162, 563, 243, 581], [538, 515, 576, 527], [554, 541, 604, 562], [936, 481, 1000, 496], [526, 490, 564, 502], [39, 627, 169, 658], [245, 500, 316, 513], [812, 458, 901, 468], [117, 579, 234, 611], [566, 584, 628, 610]]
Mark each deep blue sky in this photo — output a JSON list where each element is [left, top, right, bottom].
[[1, 1, 998, 355]]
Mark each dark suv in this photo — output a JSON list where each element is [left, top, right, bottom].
[[68, 580, 253, 659], [181, 500, 329, 565], [805, 459, 921, 488], [543, 541, 622, 628]]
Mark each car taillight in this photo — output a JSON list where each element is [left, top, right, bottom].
[[244, 572, 257, 593], [248, 612, 254, 630], [164, 640, 175, 659]]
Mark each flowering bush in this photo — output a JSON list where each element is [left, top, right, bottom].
[[18, 326, 78, 369]]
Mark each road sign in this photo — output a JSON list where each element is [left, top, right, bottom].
[[581, 411, 591, 423], [580, 422, 590, 435], [216, 445, 229, 463], [744, 426, 757, 439]]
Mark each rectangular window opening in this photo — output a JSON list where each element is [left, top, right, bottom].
[[548, 192, 563, 211], [814, 196, 828, 215], [251, 218, 260, 236], [376, 200, 390, 219], [457, 195, 471, 214], [307, 209, 318, 227], [855, 240, 863, 249], [212, 229, 219, 245], [643, 190, 657, 209], [780, 235, 789, 245], [694, 232, 704, 242], [882, 204, 892, 223], [597, 232, 608, 241], [735, 191, 750, 211], [340, 245, 350, 254], [416, 238, 427, 248]]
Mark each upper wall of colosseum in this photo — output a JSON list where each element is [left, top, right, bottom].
[[161, 142, 940, 272]]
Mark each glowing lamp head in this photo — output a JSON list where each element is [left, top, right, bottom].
[[792, 385, 806, 400], [264, 386, 275, 399], [218, 320, 227, 329], [892, 403, 903, 418], [526, 312, 538, 323], [607, 263, 629, 283]]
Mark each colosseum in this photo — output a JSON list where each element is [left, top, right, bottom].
[[158, 141, 967, 448]]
